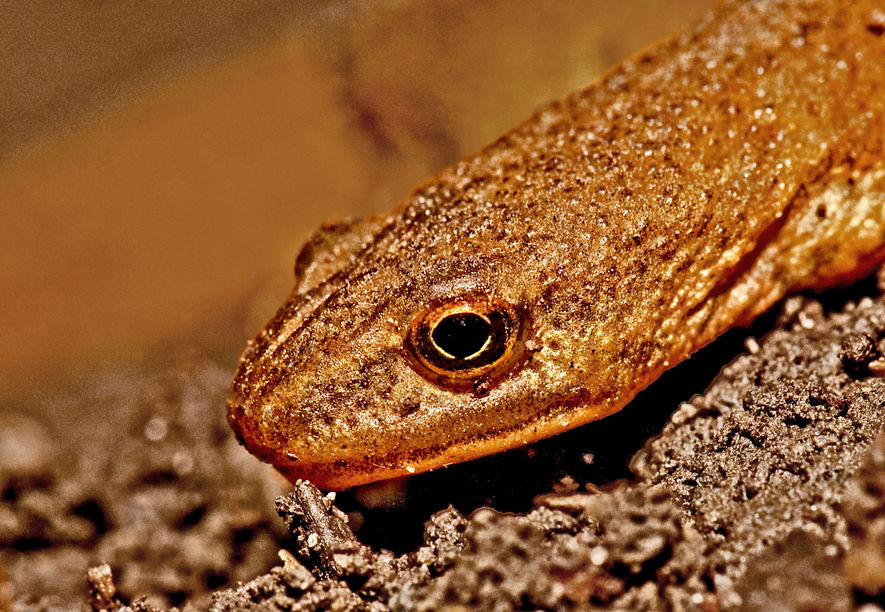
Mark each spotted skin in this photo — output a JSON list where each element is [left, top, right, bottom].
[[229, 0, 885, 489]]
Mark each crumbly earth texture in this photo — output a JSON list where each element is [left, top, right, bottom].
[[0, 364, 290, 611], [7, 287, 885, 610]]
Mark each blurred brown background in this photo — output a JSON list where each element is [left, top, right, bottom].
[[0, 1, 712, 402]]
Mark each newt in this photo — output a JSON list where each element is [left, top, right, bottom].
[[229, 0, 885, 489]]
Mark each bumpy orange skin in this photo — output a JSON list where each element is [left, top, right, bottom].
[[229, 0, 885, 490]]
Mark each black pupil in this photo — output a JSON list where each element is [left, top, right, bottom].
[[431, 313, 492, 359]]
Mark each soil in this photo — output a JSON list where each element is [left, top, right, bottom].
[[6, 279, 885, 610]]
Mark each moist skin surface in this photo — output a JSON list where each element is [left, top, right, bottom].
[[229, 0, 885, 490]]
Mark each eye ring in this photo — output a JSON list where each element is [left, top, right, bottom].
[[404, 296, 528, 392]]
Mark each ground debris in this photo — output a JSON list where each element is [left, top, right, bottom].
[[210, 292, 885, 611], [9, 293, 885, 610]]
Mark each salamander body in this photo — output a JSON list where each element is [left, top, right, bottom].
[[229, 0, 885, 489]]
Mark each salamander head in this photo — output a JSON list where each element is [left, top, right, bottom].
[[227, 172, 624, 490]]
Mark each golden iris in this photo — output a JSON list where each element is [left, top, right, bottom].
[[404, 296, 527, 392]]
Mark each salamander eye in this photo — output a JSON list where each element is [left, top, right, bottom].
[[405, 296, 527, 392], [432, 312, 491, 359]]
